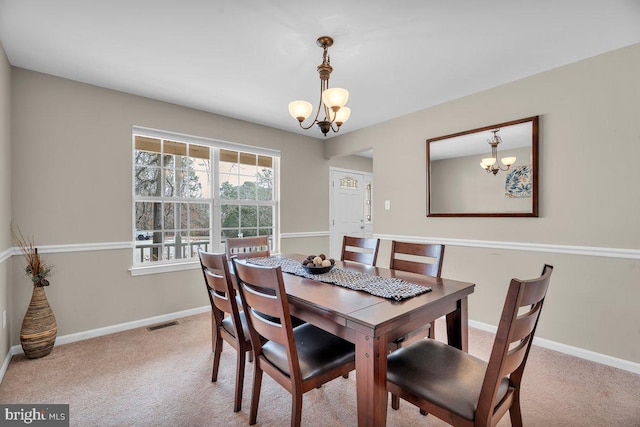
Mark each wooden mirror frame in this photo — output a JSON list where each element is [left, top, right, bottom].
[[427, 116, 539, 217]]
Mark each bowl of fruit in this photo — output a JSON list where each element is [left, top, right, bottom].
[[301, 254, 336, 274]]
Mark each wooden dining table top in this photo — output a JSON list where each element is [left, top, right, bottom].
[[268, 254, 475, 340]]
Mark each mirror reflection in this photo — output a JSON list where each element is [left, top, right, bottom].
[[427, 116, 538, 217]]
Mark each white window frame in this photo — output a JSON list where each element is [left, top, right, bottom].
[[130, 126, 280, 276]]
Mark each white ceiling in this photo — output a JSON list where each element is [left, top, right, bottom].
[[1, 1, 639, 140]]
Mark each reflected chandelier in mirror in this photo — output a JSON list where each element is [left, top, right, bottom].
[[427, 116, 539, 217]]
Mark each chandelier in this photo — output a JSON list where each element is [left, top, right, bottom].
[[288, 36, 351, 136], [480, 129, 516, 175]]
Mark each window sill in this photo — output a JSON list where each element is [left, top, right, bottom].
[[129, 260, 200, 276]]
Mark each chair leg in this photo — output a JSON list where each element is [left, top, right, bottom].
[[428, 322, 435, 339], [211, 333, 223, 382], [291, 390, 303, 427], [233, 347, 246, 412], [249, 365, 263, 425], [509, 389, 523, 427], [419, 409, 428, 416], [391, 393, 400, 410], [211, 313, 216, 352]]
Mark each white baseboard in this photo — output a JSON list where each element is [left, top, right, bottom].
[[0, 347, 15, 384], [53, 305, 210, 347], [3, 305, 211, 375], [468, 320, 640, 375]]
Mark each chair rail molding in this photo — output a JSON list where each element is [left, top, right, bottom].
[[9, 241, 133, 255], [4, 235, 638, 260], [0, 247, 12, 263], [281, 231, 331, 239], [374, 234, 640, 260]]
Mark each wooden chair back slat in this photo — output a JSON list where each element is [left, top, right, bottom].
[[206, 271, 234, 314], [225, 236, 270, 260], [344, 251, 374, 265], [510, 302, 543, 343], [240, 285, 287, 345], [392, 241, 443, 258], [520, 280, 551, 306], [500, 338, 531, 378], [390, 259, 428, 275], [240, 284, 279, 318], [247, 308, 287, 345], [341, 236, 380, 266]]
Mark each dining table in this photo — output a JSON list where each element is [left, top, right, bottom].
[[240, 253, 475, 427]]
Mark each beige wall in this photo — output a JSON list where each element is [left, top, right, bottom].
[[328, 154, 373, 173], [8, 68, 332, 345], [0, 41, 12, 365], [325, 43, 640, 363], [281, 236, 329, 258]]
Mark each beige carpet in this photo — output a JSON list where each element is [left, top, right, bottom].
[[1, 313, 639, 426]]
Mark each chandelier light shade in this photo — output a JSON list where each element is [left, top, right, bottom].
[[480, 129, 516, 175], [322, 87, 349, 110], [333, 106, 351, 125], [288, 101, 313, 122], [288, 36, 350, 136]]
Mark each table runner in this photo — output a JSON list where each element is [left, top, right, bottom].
[[246, 256, 431, 301]]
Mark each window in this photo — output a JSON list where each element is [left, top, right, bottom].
[[219, 149, 275, 241], [133, 128, 278, 266]]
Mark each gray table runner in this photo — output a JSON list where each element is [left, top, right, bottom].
[[246, 256, 431, 301]]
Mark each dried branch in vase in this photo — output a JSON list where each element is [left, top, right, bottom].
[[11, 223, 52, 287]]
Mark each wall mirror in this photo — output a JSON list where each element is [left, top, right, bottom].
[[427, 116, 538, 217]]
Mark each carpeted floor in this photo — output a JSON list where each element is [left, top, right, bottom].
[[1, 313, 639, 426]]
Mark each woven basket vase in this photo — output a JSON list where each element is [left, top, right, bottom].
[[20, 286, 57, 359]]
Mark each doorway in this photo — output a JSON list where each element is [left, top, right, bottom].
[[329, 168, 374, 259]]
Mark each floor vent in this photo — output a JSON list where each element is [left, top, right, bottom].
[[147, 321, 179, 331]]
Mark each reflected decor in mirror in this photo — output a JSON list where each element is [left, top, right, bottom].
[[427, 116, 539, 217]]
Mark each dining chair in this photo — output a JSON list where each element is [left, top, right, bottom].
[[340, 235, 380, 266], [225, 236, 270, 260], [389, 241, 445, 349], [198, 249, 252, 412], [232, 258, 356, 427], [387, 264, 553, 427]]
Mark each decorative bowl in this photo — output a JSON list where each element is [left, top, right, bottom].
[[302, 264, 334, 275]]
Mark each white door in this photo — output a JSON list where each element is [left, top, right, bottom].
[[329, 169, 373, 259]]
